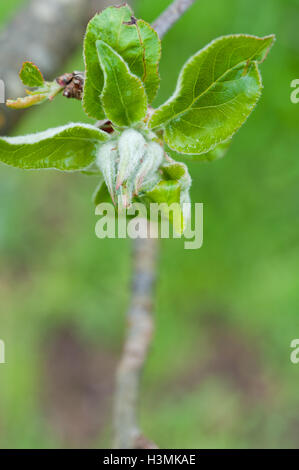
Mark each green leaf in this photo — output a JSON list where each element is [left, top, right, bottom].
[[83, 5, 161, 119], [161, 161, 190, 184], [93, 179, 111, 205], [149, 34, 275, 155], [166, 141, 231, 162], [0, 123, 109, 171], [7, 61, 62, 109], [96, 40, 147, 127], [146, 180, 181, 205], [140, 180, 184, 234], [19, 61, 44, 87], [138, 159, 192, 234], [133, 19, 161, 103]]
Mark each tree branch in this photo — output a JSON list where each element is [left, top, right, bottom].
[[153, 0, 197, 39], [113, 0, 196, 450], [0, 0, 111, 134], [114, 223, 159, 449]]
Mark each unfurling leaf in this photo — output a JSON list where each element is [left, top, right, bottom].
[[6, 94, 48, 109], [6, 81, 63, 110], [83, 5, 161, 119], [149, 34, 275, 155], [96, 40, 147, 127], [93, 179, 111, 205], [137, 159, 192, 234], [161, 160, 191, 191], [19, 61, 44, 87], [145, 180, 181, 206], [0, 123, 109, 171], [140, 180, 184, 234], [6, 61, 63, 109]]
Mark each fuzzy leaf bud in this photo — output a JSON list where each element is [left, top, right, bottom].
[[116, 129, 146, 189], [96, 141, 118, 204]]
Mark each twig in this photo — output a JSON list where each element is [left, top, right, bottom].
[[153, 0, 197, 38], [113, 0, 196, 450], [114, 223, 159, 449]]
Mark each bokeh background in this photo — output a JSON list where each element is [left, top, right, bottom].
[[0, 0, 298, 449]]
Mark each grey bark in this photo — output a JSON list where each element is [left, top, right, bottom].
[[114, 225, 159, 449]]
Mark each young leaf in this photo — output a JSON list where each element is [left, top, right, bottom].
[[6, 80, 63, 110], [0, 123, 109, 171], [19, 62, 44, 87], [161, 161, 191, 190], [96, 40, 147, 127], [93, 179, 111, 205], [149, 34, 275, 155], [140, 180, 185, 234], [137, 159, 192, 234], [83, 5, 160, 119], [6, 94, 48, 109], [146, 180, 181, 206]]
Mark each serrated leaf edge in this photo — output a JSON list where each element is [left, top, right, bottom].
[[149, 34, 275, 132]]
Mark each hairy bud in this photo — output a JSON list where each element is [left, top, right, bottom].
[[96, 128, 167, 210], [139, 173, 161, 193], [134, 141, 163, 195], [96, 141, 118, 204], [116, 129, 146, 190]]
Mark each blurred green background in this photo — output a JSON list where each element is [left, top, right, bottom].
[[0, 0, 298, 449]]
